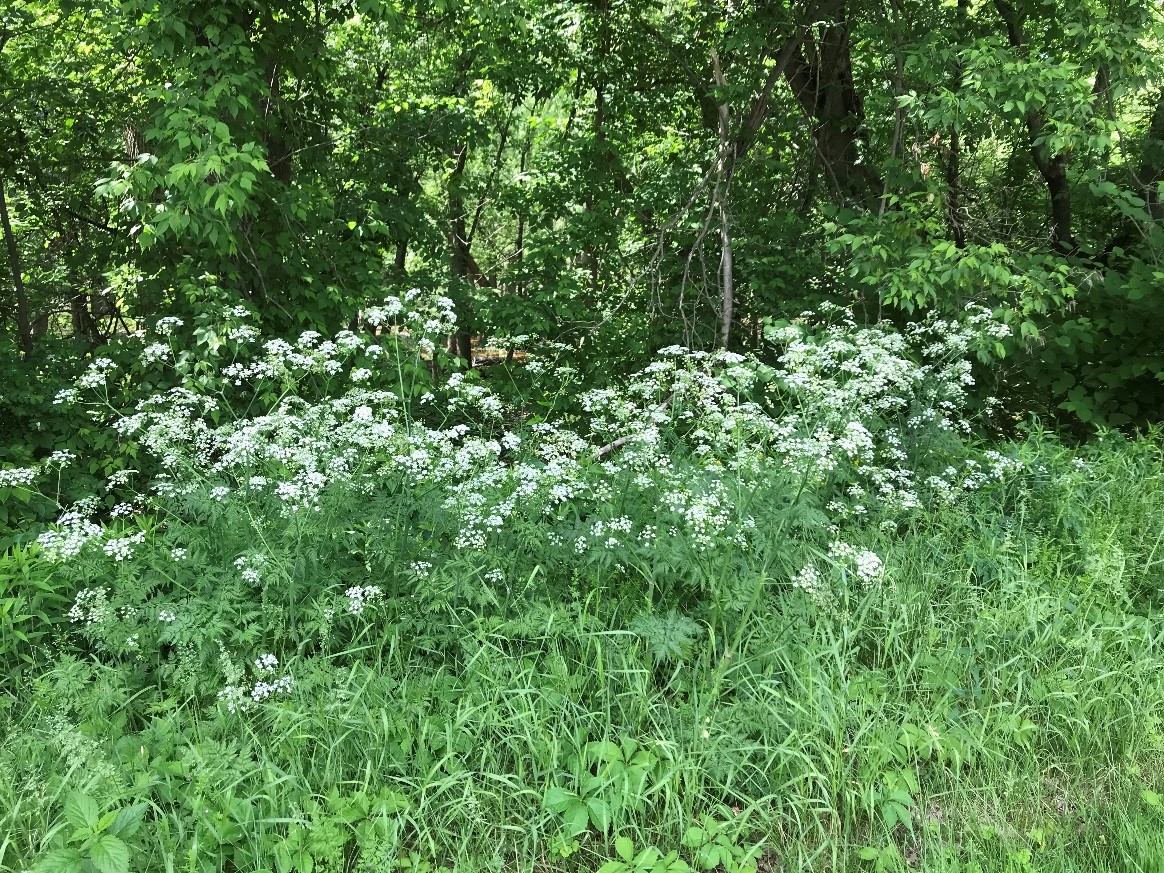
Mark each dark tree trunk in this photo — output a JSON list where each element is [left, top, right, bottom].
[[70, 294, 102, 348], [264, 67, 293, 186], [945, 0, 968, 248], [710, 49, 734, 348], [946, 127, 966, 248], [0, 185, 34, 358], [1140, 89, 1164, 221], [993, 0, 1077, 254], [448, 143, 473, 366], [585, 0, 611, 300], [783, 1, 882, 208]]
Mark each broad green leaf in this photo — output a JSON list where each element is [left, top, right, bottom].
[[681, 826, 706, 848], [542, 786, 574, 812], [88, 835, 130, 873], [615, 836, 634, 862], [110, 803, 148, 838], [35, 847, 85, 873], [63, 793, 100, 830], [586, 796, 612, 832], [563, 802, 589, 836]]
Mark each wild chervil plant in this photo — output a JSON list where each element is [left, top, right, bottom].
[[5, 292, 1164, 872], [29, 292, 1020, 669]]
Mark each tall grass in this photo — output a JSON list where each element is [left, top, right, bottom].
[[3, 432, 1164, 872]]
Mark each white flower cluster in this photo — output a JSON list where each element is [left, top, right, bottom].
[[38, 508, 104, 562], [218, 653, 293, 713], [255, 653, 279, 672], [251, 674, 293, 701], [234, 554, 269, 585], [660, 482, 752, 552], [154, 316, 185, 336], [828, 540, 885, 586], [792, 542, 884, 606], [227, 324, 259, 343], [45, 297, 1024, 609], [76, 357, 118, 389], [106, 469, 137, 489], [345, 584, 383, 614], [762, 303, 1022, 514], [141, 343, 171, 364], [0, 450, 78, 489], [68, 587, 113, 625], [103, 530, 146, 562], [792, 563, 825, 599], [0, 466, 37, 488], [589, 516, 634, 549]]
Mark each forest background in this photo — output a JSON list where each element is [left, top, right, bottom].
[[3, 0, 1164, 871]]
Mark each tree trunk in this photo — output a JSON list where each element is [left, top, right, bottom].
[[945, 0, 968, 248], [514, 210, 526, 296], [447, 143, 473, 366], [586, 0, 611, 300], [70, 294, 102, 348], [264, 63, 293, 186], [993, 0, 1076, 254], [711, 49, 734, 349], [1140, 89, 1164, 221], [783, 1, 882, 208], [718, 199, 734, 348], [677, 32, 806, 347], [0, 185, 34, 358]]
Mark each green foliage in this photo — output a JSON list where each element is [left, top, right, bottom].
[[544, 740, 663, 837], [0, 544, 69, 667], [597, 838, 691, 873], [680, 815, 760, 873], [7, 0, 1164, 870], [35, 793, 144, 873], [629, 609, 701, 666], [0, 340, 120, 539], [4, 370, 1164, 871]]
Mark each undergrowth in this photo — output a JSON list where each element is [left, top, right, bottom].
[[2, 297, 1163, 872]]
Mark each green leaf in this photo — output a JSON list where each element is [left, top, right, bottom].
[[35, 848, 85, 873], [615, 836, 634, 862], [542, 786, 574, 813], [586, 796, 612, 832], [88, 835, 130, 873], [563, 802, 589, 836], [64, 793, 100, 830], [694, 844, 720, 870], [110, 803, 147, 838], [681, 826, 706, 848]]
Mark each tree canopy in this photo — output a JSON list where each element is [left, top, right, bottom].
[[3, 0, 1164, 425]]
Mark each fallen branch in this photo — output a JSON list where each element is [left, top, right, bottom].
[[593, 392, 675, 460]]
